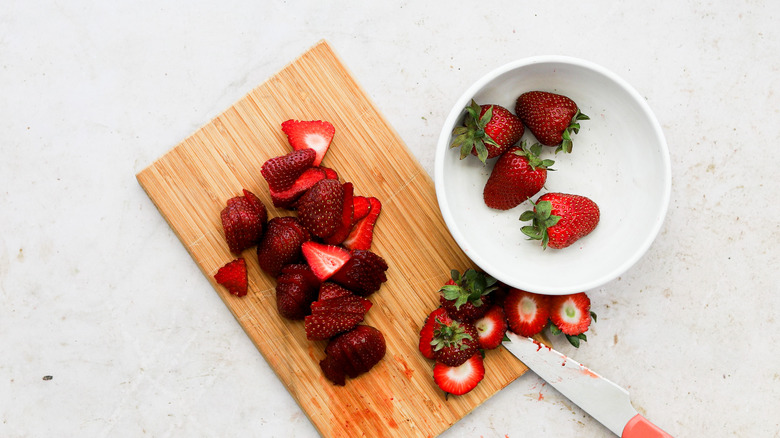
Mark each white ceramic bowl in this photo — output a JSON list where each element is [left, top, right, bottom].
[[434, 56, 671, 295]]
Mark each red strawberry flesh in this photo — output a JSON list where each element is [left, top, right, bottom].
[[214, 258, 248, 297], [342, 197, 381, 250], [301, 241, 351, 281]]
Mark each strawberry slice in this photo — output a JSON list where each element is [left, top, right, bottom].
[[433, 354, 485, 396], [281, 119, 335, 166], [320, 325, 386, 386], [504, 289, 550, 337], [549, 292, 593, 339], [305, 284, 373, 340], [323, 182, 354, 245], [214, 258, 248, 297], [419, 308, 451, 360], [301, 241, 351, 281], [342, 197, 381, 250], [269, 167, 327, 209], [473, 305, 507, 350], [351, 196, 371, 223], [321, 166, 339, 180], [260, 148, 316, 192]]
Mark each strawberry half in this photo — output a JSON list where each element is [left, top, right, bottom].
[[220, 189, 268, 254], [450, 100, 524, 164], [330, 249, 388, 297], [301, 241, 351, 281], [431, 319, 481, 367], [549, 292, 595, 347], [304, 283, 373, 340], [515, 91, 589, 154], [275, 264, 320, 320], [473, 305, 507, 350], [439, 269, 497, 322], [320, 325, 386, 386], [269, 167, 327, 209], [256, 216, 310, 277], [281, 119, 335, 166], [342, 197, 381, 250], [504, 289, 550, 337], [213, 258, 248, 297], [296, 178, 344, 239], [260, 148, 316, 192], [520, 192, 600, 249], [433, 354, 485, 396], [483, 141, 554, 211], [419, 308, 451, 360]]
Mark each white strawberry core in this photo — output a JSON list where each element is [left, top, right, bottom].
[[305, 133, 327, 150], [447, 359, 476, 381], [559, 299, 582, 323], [520, 297, 537, 320]]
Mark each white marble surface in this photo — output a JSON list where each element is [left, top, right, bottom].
[[2, 1, 779, 437]]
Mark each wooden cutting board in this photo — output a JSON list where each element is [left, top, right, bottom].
[[136, 40, 529, 438]]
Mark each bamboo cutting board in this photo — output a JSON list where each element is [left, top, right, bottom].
[[136, 40, 529, 438]]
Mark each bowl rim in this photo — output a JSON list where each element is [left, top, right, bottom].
[[434, 55, 671, 294]]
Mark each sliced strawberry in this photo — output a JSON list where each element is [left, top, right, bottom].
[[304, 285, 372, 340], [342, 197, 381, 250], [281, 119, 335, 166], [431, 319, 480, 367], [474, 305, 507, 350], [351, 196, 371, 223], [330, 249, 388, 297], [214, 258, 248, 297], [269, 167, 327, 209], [320, 325, 386, 386], [318, 281, 353, 300], [260, 148, 316, 192], [296, 179, 344, 238], [433, 354, 485, 396], [257, 216, 310, 277], [549, 292, 592, 336], [220, 189, 268, 254], [301, 241, 351, 281], [504, 289, 550, 337], [321, 166, 339, 180], [419, 308, 451, 360], [276, 265, 320, 320], [323, 182, 354, 245]]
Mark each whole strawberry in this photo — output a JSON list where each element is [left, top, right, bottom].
[[520, 192, 600, 249], [439, 269, 497, 322], [515, 91, 589, 153], [483, 141, 554, 210], [450, 100, 524, 164]]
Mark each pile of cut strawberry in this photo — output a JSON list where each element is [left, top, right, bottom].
[[213, 119, 388, 386], [419, 268, 596, 397], [451, 92, 599, 249]]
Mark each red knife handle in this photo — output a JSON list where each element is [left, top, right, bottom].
[[622, 414, 673, 437]]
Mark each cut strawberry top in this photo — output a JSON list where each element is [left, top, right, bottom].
[[281, 119, 335, 166], [301, 241, 351, 281], [504, 289, 550, 337]]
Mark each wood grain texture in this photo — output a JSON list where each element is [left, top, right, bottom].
[[136, 40, 528, 438]]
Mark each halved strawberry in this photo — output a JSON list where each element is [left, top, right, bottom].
[[330, 249, 388, 297], [301, 241, 351, 281], [433, 354, 485, 396], [320, 325, 386, 386], [473, 305, 507, 350], [214, 258, 248, 297], [504, 289, 550, 337], [342, 197, 381, 250], [220, 189, 268, 254], [419, 308, 451, 360], [260, 148, 316, 192], [431, 319, 480, 367], [304, 284, 373, 340], [323, 182, 354, 245], [281, 119, 335, 166], [549, 292, 595, 347], [296, 178, 344, 238], [269, 167, 327, 209], [352, 196, 371, 223]]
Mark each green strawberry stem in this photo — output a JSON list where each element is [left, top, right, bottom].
[[557, 109, 590, 154], [512, 141, 555, 171], [519, 199, 561, 249], [440, 268, 498, 310], [449, 100, 500, 164]]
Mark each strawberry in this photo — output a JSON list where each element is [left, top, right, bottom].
[[213, 258, 248, 297], [514, 91, 589, 153], [269, 167, 327, 209], [301, 241, 351, 281], [473, 305, 507, 350], [321, 166, 339, 180], [323, 182, 354, 245], [520, 192, 600, 249], [220, 189, 268, 254], [296, 178, 344, 238], [257, 216, 310, 277], [419, 308, 452, 360], [330, 249, 388, 297], [276, 264, 320, 319], [450, 100, 524, 164], [351, 196, 371, 222], [431, 318, 481, 367], [281, 119, 335, 166], [483, 141, 554, 211], [439, 269, 497, 322], [433, 354, 485, 396], [549, 292, 596, 347], [260, 148, 316, 192], [304, 283, 373, 340], [342, 197, 381, 250], [504, 289, 550, 337], [320, 325, 386, 385]]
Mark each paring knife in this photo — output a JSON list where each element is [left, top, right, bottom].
[[503, 332, 673, 437]]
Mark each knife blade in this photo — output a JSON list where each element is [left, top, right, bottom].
[[503, 331, 673, 437]]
